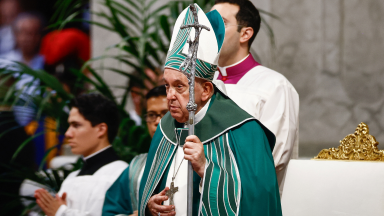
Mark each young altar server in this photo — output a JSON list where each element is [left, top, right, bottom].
[[136, 4, 281, 216], [212, 0, 300, 194], [34, 93, 128, 216], [102, 85, 168, 216]]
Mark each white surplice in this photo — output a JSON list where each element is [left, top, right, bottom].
[[215, 54, 299, 195], [55, 160, 128, 216], [162, 99, 210, 216]]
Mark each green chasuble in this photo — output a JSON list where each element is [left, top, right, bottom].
[[102, 167, 133, 215], [138, 88, 282, 216], [102, 154, 147, 215]]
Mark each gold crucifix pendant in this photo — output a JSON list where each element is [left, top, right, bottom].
[[165, 181, 179, 205]]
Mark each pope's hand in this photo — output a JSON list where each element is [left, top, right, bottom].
[[147, 187, 175, 216], [183, 135, 206, 178]]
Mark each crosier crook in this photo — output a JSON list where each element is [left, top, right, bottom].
[[178, 4, 210, 216]]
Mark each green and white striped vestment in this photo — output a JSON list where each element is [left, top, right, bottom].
[[164, 4, 225, 81], [138, 88, 282, 216]]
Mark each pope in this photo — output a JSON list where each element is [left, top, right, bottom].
[[135, 4, 282, 216]]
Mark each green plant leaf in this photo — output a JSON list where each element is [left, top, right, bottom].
[[259, 8, 281, 20], [149, 31, 167, 53], [145, 42, 161, 64], [50, 0, 82, 24], [0, 125, 24, 140], [21, 202, 39, 215], [38, 144, 61, 171], [90, 55, 142, 72], [122, 0, 142, 14], [11, 131, 45, 162], [105, 0, 129, 39], [58, 10, 82, 29], [0, 73, 14, 86], [36, 90, 53, 120], [109, 1, 142, 30], [2, 77, 18, 105], [147, 3, 168, 17], [260, 16, 276, 49], [159, 14, 171, 42]]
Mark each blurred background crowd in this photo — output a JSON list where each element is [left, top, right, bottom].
[[0, 0, 174, 212], [0, 0, 92, 169], [0, 0, 165, 214], [0, 1, 92, 213], [1, 0, 384, 215]]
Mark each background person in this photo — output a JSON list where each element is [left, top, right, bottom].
[[103, 85, 167, 216], [34, 93, 128, 216], [40, 28, 90, 95], [0, 12, 45, 126], [23, 29, 91, 167], [212, 0, 299, 195], [129, 69, 164, 126], [0, 0, 21, 54], [145, 85, 168, 138], [2, 12, 45, 69]]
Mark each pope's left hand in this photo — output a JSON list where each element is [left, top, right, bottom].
[[34, 188, 67, 216], [183, 135, 206, 178]]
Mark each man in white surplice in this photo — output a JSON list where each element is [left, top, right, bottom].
[[34, 93, 128, 216], [212, 0, 300, 194]]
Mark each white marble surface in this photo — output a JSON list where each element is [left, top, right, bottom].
[[250, 0, 384, 156], [282, 160, 384, 216]]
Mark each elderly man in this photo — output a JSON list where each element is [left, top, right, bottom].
[[136, 4, 281, 216], [34, 93, 128, 216]]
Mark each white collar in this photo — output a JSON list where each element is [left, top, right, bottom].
[[83, 145, 112, 161], [218, 54, 250, 76], [187, 98, 211, 126]]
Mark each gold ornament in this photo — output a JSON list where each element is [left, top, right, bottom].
[[314, 122, 384, 161]]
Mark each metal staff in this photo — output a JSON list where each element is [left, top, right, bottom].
[[179, 4, 210, 216]]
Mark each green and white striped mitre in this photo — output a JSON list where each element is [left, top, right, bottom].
[[164, 4, 225, 81]]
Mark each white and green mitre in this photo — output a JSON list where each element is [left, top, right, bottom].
[[164, 4, 225, 81]]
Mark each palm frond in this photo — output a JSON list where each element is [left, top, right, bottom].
[[11, 131, 45, 162]]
